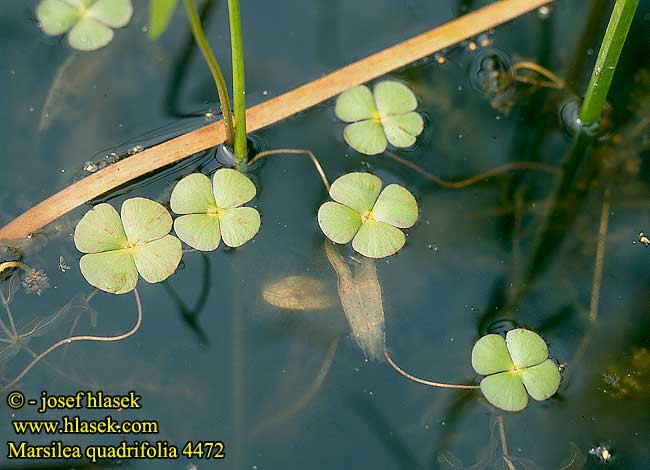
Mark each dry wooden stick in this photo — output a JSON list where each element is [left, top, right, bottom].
[[0, 0, 553, 241]]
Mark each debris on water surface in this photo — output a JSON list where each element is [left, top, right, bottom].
[[58, 256, 70, 272], [600, 348, 650, 398], [21, 268, 50, 296], [324, 242, 385, 361], [589, 444, 613, 463], [262, 275, 335, 311]]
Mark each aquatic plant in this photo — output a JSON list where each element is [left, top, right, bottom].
[[318, 172, 418, 258], [170, 169, 260, 251], [36, 0, 133, 51], [148, 0, 179, 39], [471, 329, 561, 412], [74, 198, 182, 294], [182, 0, 248, 163], [335, 81, 424, 155], [579, 0, 639, 127]]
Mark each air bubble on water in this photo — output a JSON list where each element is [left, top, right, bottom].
[[587, 48, 594, 56], [83, 161, 99, 173], [29, 107, 34, 112], [251, 466, 259, 470], [141, 26, 148, 33], [560, 97, 611, 138], [187, 464, 198, 470], [434, 53, 446, 64], [127, 145, 144, 155], [204, 109, 217, 121], [537, 5, 552, 18], [477, 33, 492, 48], [468, 49, 514, 97], [457, 85, 463, 92], [262, 90, 268, 95]]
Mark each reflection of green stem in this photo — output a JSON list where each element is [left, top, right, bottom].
[[227, 0, 248, 163], [578, 0, 639, 126], [183, 0, 234, 147]]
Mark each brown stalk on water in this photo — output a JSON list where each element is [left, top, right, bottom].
[[384, 350, 480, 390], [383, 151, 557, 188], [248, 149, 330, 191], [0, 289, 143, 392], [512, 61, 565, 89], [0, 0, 554, 241]]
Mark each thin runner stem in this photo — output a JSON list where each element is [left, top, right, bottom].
[[251, 336, 340, 438], [567, 186, 610, 380], [248, 149, 330, 191], [183, 0, 234, 147], [1, 289, 143, 392], [512, 61, 565, 89], [383, 151, 556, 188], [384, 350, 480, 390], [497, 416, 516, 470]]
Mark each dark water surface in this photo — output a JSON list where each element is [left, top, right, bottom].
[[1, 0, 650, 469]]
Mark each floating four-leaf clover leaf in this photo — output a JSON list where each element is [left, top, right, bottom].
[[318, 172, 418, 258], [471, 328, 562, 412], [36, 0, 133, 51], [335, 80, 424, 155], [170, 169, 261, 251], [74, 198, 182, 294]]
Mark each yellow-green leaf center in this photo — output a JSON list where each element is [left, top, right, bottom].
[[361, 210, 375, 223]]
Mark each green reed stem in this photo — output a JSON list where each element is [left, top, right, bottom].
[[183, 0, 234, 147], [578, 0, 639, 126], [227, 0, 248, 163]]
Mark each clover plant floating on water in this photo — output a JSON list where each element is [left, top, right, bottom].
[[170, 169, 261, 251], [74, 197, 182, 294], [335, 80, 424, 155], [471, 328, 562, 412], [36, 0, 133, 51], [318, 172, 418, 258]]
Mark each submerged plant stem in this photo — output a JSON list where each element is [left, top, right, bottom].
[[248, 149, 330, 191], [383, 151, 556, 188], [513, 61, 564, 89], [567, 186, 611, 382], [227, 0, 248, 163], [251, 336, 340, 438], [579, 0, 639, 126], [384, 351, 480, 390], [497, 416, 516, 470], [0, 289, 143, 392], [183, 0, 234, 147]]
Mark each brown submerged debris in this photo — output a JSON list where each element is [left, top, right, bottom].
[[324, 242, 385, 361], [21, 269, 50, 296], [600, 348, 650, 399], [262, 275, 335, 311]]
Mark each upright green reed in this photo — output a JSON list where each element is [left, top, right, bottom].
[[183, 0, 248, 164], [578, 0, 639, 127]]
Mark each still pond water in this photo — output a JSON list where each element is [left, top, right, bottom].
[[1, 0, 650, 468]]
